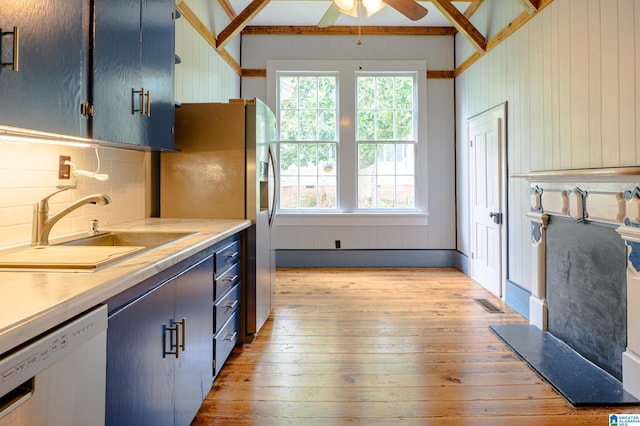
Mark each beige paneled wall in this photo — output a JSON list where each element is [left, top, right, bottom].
[[0, 143, 145, 249], [455, 0, 640, 292]]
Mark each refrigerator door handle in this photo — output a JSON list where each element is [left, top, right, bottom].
[[268, 144, 278, 228]]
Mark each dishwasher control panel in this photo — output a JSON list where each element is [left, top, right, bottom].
[[0, 304, 108, 398]]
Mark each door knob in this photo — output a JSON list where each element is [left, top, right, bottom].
[[489, 212, 503, 224]]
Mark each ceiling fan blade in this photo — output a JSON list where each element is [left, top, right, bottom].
[[318, 3, 341, 27], [382, 0, 428, 20]]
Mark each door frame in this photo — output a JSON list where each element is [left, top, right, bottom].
[[467, 102, 508, 298]]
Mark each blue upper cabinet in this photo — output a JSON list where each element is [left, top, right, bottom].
[[0, 0, 89, 137], [92, 0, 143, 146], [92, 0, 176, 149], [141, 0, 176, 150]]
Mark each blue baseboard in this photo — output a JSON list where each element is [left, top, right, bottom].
[[276, 249, 467, 269], [454, 252, 468, 275], [505, 279, 530, 319]]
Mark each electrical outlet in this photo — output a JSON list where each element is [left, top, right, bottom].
[[335, 240, 341, 249], [59, 155, 71, 179]]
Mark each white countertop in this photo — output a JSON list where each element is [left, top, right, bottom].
[[0, 218, 251, 355]]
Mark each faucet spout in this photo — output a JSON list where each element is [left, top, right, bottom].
[[32, 189, 112, 246]]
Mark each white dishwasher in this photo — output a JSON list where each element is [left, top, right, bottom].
[[0, 304, 107, 426]]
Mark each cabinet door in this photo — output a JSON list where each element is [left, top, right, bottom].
[[174, 255, 214, 425], [92, 0, 143, 145], [106, 281, 175, 426], [0, 0, 88, 137], [141, 0, 175, 150]]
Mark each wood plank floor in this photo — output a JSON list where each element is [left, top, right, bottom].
[[192, 268, 640, 425]]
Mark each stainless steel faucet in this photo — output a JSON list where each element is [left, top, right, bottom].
[[32, 188, 112, 246]]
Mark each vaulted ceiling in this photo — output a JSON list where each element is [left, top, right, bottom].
[[175, 0, 550, 76]]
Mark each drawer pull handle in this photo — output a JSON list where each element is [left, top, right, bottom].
[[225, 299, 239, 310], [227, 274, 239, 283], [1, 27, 19, 72], [224, 331, 238, 342], [225, 251, 239, 259]]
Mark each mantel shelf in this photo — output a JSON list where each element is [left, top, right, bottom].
[[512, 167, 640, 182]]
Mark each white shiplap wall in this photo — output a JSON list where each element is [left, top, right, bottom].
[[455, 0, 640, 292], [241, 34, 457, 251], [174, 0, 240, 103]]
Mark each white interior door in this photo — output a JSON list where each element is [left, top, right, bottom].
[[468, 104, 506, 297]]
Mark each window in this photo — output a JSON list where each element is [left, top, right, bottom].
[[278, 74, 338, 209], [271, 60, 427, 217], [356, 74, 416, 209]]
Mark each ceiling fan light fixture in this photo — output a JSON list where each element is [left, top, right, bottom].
[[362, 0, 384, 15], [334, 0, 354, 11]]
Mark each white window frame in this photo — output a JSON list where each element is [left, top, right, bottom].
[[277, 72, 339, 211], [267, 60, 428, 226], [355, 72, 418, 211]]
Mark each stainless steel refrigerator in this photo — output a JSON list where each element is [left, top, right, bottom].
[[160, 98, 277, 341]]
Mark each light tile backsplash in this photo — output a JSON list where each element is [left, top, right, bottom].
[[0, 141, 146, 249]]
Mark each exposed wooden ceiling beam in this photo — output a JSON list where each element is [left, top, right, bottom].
[[176, 0, 217, 49], [242, 25, 456, 36], [216, 0, 271, 49], [176, 0, 241, 75], [455, 0, 553, 76], [242, 68, 456, 79], [430, 0, 486, 51], [217, 0, 236, 20], [518, 0, 541, 14], [464, 0, 484, 18]]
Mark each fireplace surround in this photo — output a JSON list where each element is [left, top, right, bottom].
[[518, 167, 640, 398]]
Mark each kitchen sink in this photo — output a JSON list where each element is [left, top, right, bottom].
[[0, 232, 196, 271], [56, 231, 195, 250]]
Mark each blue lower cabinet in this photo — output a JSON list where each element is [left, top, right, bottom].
[[106, 277, 174, 426], [106, 254, 213, 426], [212, 234, 242, 380]]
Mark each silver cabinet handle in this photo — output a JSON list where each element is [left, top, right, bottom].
[[177, 317, 186, 352], [145, 90, 151, 117], [163, 318, 186, 358], [225, 299, 239, 310], [163, 321, 179, 358], [133, 88, 146, 115], [225, 251, 239, 259], [224, 331, 238, 342], [1, 27, 19, 71], [227, 274, 239, 284]]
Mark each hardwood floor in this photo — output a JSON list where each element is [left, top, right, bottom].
[[192, 268, 640, 425]]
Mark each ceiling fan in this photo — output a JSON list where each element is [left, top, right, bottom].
[[318, 0, 428, 28]]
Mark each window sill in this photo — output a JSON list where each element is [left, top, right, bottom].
[[275, 212, 429, 226]]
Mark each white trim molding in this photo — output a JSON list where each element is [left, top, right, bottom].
[[276, 212, 429, 227], [526, 211, 549, 330]]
